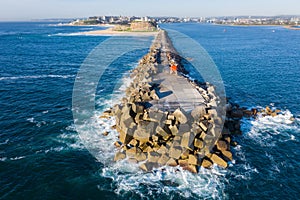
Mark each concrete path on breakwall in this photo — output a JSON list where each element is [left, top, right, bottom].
[[150, 31, 205, 112]]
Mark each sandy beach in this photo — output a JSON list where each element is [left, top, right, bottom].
[[79, 27, 159, 36]]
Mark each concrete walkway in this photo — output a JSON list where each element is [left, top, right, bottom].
[[151, 31, 205, 112]]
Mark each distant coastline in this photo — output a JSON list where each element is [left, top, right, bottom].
[[59, 19, 159, 36], [284, 25, 300, 30], [78, 27, 159, 36], [214, 23, 300, 30]]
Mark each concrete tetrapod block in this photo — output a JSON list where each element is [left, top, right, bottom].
[[150, 90, 159, 100], [126, 147, 138, 158]]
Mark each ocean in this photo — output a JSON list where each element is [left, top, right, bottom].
[[0, 22, 299, 199]]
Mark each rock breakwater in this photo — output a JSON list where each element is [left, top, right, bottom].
[[102, 30, 256, 173]]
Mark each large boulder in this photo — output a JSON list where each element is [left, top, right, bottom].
[[181, 132, 195, 151], [191, 105, 207, 120], [119, 128, 134, 144], [173, 108, 188, 124], [148, 109, 166, 125], [184, 164, 198, 173], [194, 138, 203, 149], [166, 158, 178, 166], [114, 151, 126, 161], [216, 140, 228, 151], [132, 103, 144, 114], [156, 126, 171, 139], [148, 152, 161, 163], [177, 124, 191, 136], [231, 109, 243, 118], [157, 154, 169, 165], [150, 90, 159, 100], [199, 122, 208, 132], [209, 153, 228, 168], [139, 162, 158, 171], [201, 158, 213, 168], [221, 150, 233, 161], [135, 152, 147, 162], [134, 121, 157, 143], [169, 146, 182, 159], [169, 125, 179, 135], [188, 154, 200, 165]]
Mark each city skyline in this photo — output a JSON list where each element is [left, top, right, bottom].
[[0, 0, 299, 21]]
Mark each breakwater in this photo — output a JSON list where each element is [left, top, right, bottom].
[[102, 30, 259, 173]]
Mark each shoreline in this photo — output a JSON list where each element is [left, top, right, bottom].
[[78, 27, 159, 36], [214, 23, 300, 30], [57, 23, 115, 27]]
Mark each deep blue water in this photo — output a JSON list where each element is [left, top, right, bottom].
[[0, 22, 299, 199]]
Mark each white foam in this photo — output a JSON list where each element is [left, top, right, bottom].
[[100, 164, 227, 199], [231, 108, 299, 183], [0, 139, 9, 145], [0, 75, 75, 81], [53, 32, 90, 36], [0, 157, 7, 162], [241, 109, 298, 146], [10, 156, 26, 161], [56, 131, 86, 151], [44, 147, 65, 154], [27, 117, 35, 123], [73, 82, 228, 199]]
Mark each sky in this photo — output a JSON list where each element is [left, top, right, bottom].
[[0, 0, 299, 21]]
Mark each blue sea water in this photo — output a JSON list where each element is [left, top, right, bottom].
[[0, 22, 299, 199]]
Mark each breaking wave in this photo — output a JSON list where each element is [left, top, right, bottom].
[[0, 74, 75, 81], [241, 109, 298, 147]]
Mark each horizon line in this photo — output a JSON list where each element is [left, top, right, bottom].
[[0, 14, 300, 22]]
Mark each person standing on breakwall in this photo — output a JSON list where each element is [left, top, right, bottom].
[[169, 59, 178, 75]]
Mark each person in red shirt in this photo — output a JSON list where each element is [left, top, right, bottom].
[[170, 64, 178, 75]]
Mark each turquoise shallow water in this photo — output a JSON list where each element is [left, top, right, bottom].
[[0, 22, 299, 199]]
